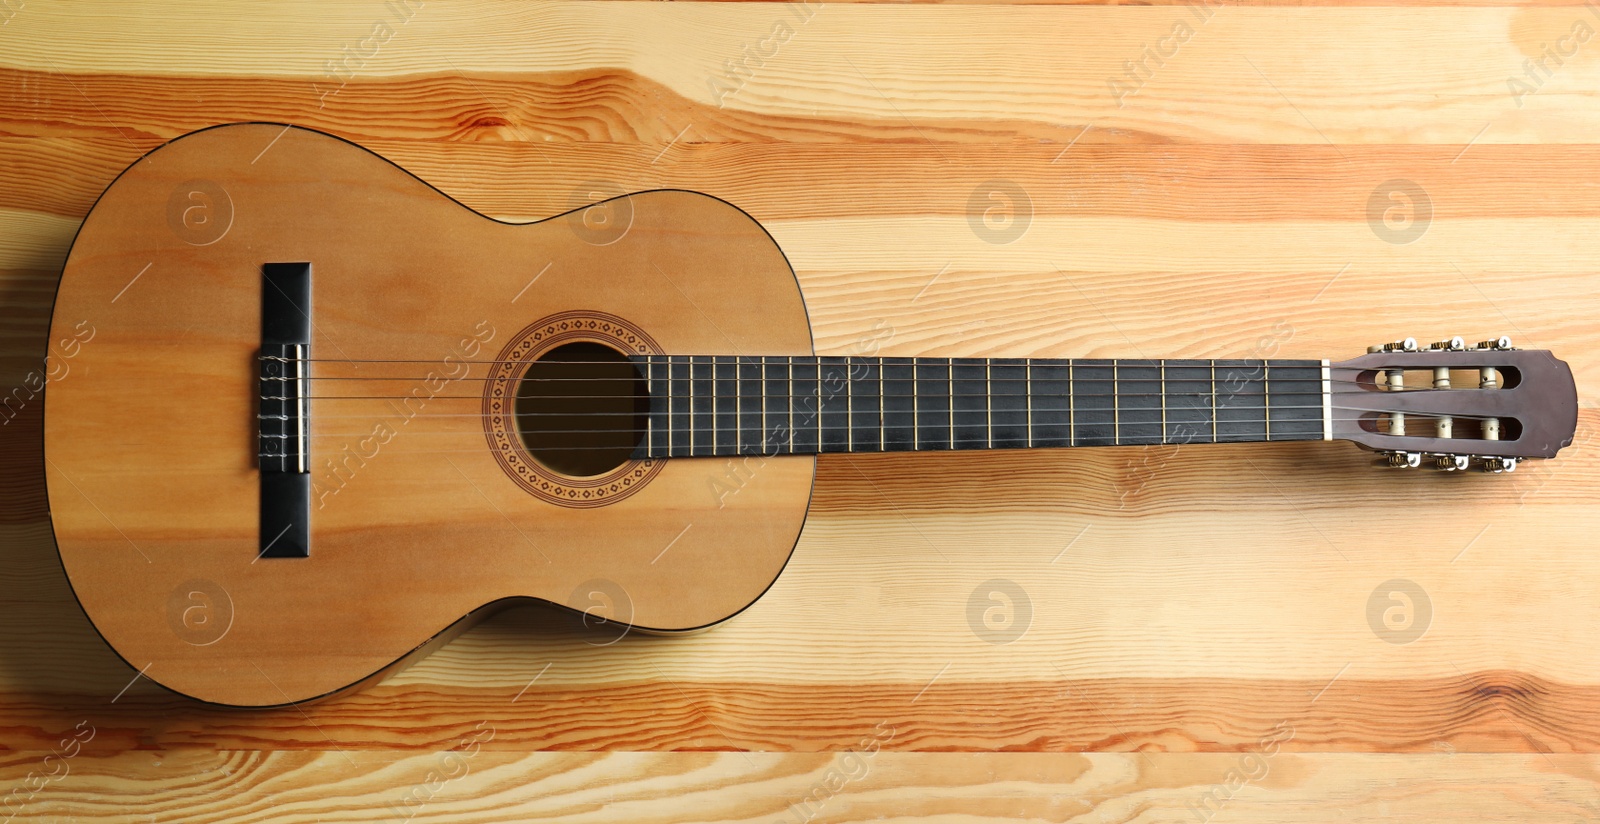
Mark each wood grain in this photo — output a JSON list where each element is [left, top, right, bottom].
[[4, 0, 1600, 820], [11, 751, 1600, 824]]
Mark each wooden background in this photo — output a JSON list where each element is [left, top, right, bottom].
[[3, 1, 1600, 821]]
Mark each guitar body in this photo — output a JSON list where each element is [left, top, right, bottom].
[[47, 124, 815, 706]]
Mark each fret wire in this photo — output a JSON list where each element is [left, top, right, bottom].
[[1159, 359, 1166, 441], [986, 360, 993, 449], [667, 357, 674, 455], [1112, 361, 1120, 446], [735, 358, 742, 455], [1210, 359, 1218, 443], [761, 355, 767, 450], [1321, 359, 1333, 442], [788, 358, 795, 455], [913, 363, 919, 451], [647, 358, 654, 455], [878, 356, 885, 452], [1068, 361, 1076, 447], [1026, 360, 1033, 448], [815, 367, 822, 448], [847, 357, 853, 452], [711, 356, 718, 451], [947, 356, 954, 450], [1264, 360, 1272, 442]]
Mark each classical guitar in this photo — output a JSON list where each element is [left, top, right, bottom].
[[45, 124, 1578, 707]]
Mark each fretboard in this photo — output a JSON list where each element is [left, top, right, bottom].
[[631, 357, 1328, 459]]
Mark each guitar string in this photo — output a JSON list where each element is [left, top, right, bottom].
[[261, 397, 1509, 423], [275, 405, 1501, 425], [264, 430, 1520, 457], [282, 408, 1505, 438], [270, 356, 1502, 366], [262, 374, 1469, 391]]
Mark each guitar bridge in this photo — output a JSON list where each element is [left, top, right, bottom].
[[258, 262, 312, 558]]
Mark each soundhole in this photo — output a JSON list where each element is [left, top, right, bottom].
[[514, 342, 648, 477]]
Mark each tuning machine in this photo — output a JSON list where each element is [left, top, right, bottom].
[[1381, 450, 1423, 468], [1383, 452, 1517, 473], [1475, 335, 1514, 351], [1367, 337, 1419, 354], [1477, 456, 1519, 474]]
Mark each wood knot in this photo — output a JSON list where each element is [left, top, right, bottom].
[[1460, 671, 1545, 705]]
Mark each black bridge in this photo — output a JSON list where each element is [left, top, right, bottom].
[[257, 262, 312, 558]]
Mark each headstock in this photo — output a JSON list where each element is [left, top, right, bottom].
[[1329, 336, 1578, 472]]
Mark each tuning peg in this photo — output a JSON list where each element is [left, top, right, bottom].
[[1367, 338, 1418, 354], [1477, 456, 1518, 473], [1475, 336, 1513, 351], [1430, 337, 1466, 352], [1433, 454, 1470, 472], [1383, 450, 1423, 468]]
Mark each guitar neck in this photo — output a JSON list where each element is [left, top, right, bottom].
[[633, 356, 1330, 458]]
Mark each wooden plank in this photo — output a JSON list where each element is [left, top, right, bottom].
[[4, 751, 1600, 823], [7, 6, 1600, 144]]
